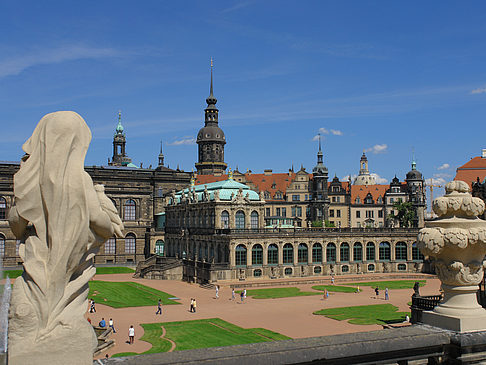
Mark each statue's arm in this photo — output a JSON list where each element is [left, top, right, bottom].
[[84, 176, 114, 240], [8, 204, 28, 239]]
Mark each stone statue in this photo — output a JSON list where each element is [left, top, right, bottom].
[[418, 180, 486, 332], [412, 281, 420, 297], [7, 112, 124, 364]]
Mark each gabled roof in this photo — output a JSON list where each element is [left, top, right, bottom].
[[351, 185, 390, 204], [455, 156, 486, 188]]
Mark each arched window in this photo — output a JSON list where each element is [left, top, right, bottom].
[[251, 211, 259, 229], [0, 234, 4, 257], [412, 242, 424, 261], [105, 237, 116, 255], [312, 243, 322, 263], [198, 244, 202, 259], [235, 211, 245, 229], [283, 243, 293, 264], [379, 242, 391, 261], [326, 243, 336, 263], [221, 211, 229, 229], [366, 242, 375, 261], [124, 199, 136, 221], [252, 244, 263, 265], [0, 197, 6, 220], [268, 244, 278, 265], [235, 244, 247, 266], [125, 234, 136, 254], [340, 243, 350, 262], [155, 240, 164, 256], [298, 243, 308, 263], [395, 242, 407, 261], [353, 243, 363, 262]]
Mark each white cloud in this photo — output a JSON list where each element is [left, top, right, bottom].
[[312, 134, 321, 141], [428, 177, 447, 187], [318, 127, 329, 134], [437, 163, 450, 170], [341, 174, 357, 182], [365, 144, 388, 154], [167, 137, 196, 146], [330, 129, 343, 136], [0, 45, 123, 78], [370, 173, 388, 184], [471, 87, 486, 94]]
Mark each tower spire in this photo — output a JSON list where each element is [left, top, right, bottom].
[[317, 133, 323, 164], [158, 140, 164, 167], [206, 58, 217, 107]]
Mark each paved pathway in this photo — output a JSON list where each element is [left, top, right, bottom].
[[90, 273, 441, 359]]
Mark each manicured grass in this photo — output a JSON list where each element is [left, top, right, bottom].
[[311, 285, 360, 293], [88, 281, 180, 308], [346, 280, 426, 290], [3, 270, 22, 279], [111, 352, 138, 358], [112, 318, 290, 357], [237, 287, 321, 299], [314, 304, 409, 325], [95, 267, 135, 275]]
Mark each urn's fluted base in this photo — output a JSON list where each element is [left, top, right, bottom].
[[422, 310, 486, 332]]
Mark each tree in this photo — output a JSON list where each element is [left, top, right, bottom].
[[390, 201, 416, 228], [311, 220, 323, 227]]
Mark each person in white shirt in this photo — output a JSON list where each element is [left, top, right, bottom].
[[128, 325, 135, 344]]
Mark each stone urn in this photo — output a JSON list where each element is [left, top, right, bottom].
[[418, 180, 486, 332]]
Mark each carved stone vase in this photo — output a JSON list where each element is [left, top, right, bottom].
[[418, 180, 486, 332]]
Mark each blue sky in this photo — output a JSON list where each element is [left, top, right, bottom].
[[1, 1, 486, 196]]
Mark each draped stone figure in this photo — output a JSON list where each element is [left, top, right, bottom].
[[8, 111, 124, 365]]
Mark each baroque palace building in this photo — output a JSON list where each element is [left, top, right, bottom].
[[0, 66, 427, 280]]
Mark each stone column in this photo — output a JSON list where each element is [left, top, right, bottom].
[[263, 242, 268, 266], [278, 242, 283, 265], [418, 181, 486, 332]]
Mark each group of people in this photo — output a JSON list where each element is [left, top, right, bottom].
[[190, 298, 197, 312], [374, 287, 389, 300]]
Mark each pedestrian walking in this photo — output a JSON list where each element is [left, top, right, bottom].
[[190, 298, 194, 312], [240, 291, 244, 302], [128, 325, 135, 344], [193, 298, 197, 313], [385, 288, 389, 300], [89, 299, 96, 313], [331, 275, 335, 285], [356, 286, 360, 293], [215, 285, 219, 299], [231, 288, 235, 300], [323, 289, 328, 300], [243, 289, 247, 300], [156, 299, 162, 315], [375, 287, 379, 298], [109, 318, 116, 333]]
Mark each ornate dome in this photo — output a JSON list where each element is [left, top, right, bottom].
[[196, 125, 226, 143], [406, 160, 423, 181]]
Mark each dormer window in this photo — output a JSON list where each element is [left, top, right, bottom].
[[275, 192, 283, 199], [355, 197, 361, 204], [377, 196, 383, 204], [264, 191, 270, 200], [272, 183, 276, 189]]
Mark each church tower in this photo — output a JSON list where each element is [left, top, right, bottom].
[[195, 60, 227, 175], [354, 151, 376, 185], [405, 156, 426, 227], [309, 134, 330, 224], [109, 111, 133, 166]]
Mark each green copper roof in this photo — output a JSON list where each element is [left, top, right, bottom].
[[173, 178, 260, 203], [125, 162, 138, 168], [116, 111, 124, 134]]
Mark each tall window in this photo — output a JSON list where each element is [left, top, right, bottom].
[[235, 211, 245, 229], [155, 240, 164, 256], [283, 243, 293, 264], [252, 244, 263, 265], [353, 242, 363, 261], [268, 244, 278, 264], [412, 242, 424, 261], [340, 243, 350, 262], [366, 242, 375, 261], [379, 242, 391, 261], [395, 242, 407, 261], [326, 243, 336, 263], [0, 234, 4, 257], [221, 211, 229, 229], [312, 243, 322, 263], [251, 211, 259, 229], [0, 197, 6, 220], [124, 199, 136, 221], [125, 234, 136, 254], [298, 244, 308, 263], [105, 237, 116, 254], [235, 244, 247, 266]]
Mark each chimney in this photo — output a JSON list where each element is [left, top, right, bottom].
[[264, 169, 272, 176], [482, 149, 486, 158]]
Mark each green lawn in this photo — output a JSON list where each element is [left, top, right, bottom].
[[314, 304, 409, 325], [95, 267, 135, 275], [346, 280, 426, 290], [237, 287, 322, 299], [88, 281, 180, 308], [311, 285, 360, 293], [112, 318, 290, 357], [3, 270, 22, 279]]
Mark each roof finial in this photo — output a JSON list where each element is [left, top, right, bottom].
[[412, 148, 417, 170], [318, 133, 322, 152], [228, 167, 233, 180], [116, 110, 124, 134], [210, 57, 214, 96], [160, 140, 163, 153], [206, 58, 217, 106]]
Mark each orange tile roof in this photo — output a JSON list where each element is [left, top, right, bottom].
[[455, 156, 486, 188], [350, 184, 390, 203]]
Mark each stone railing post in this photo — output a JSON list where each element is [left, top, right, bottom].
[[418, 180, 486, 332]]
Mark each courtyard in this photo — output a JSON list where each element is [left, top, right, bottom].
[[87, 272, 440, 359]]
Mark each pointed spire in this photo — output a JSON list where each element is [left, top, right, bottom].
[[317, 133, 323, 164], [411, 148, 417, 170], [158, 140, 164, 167], [116, 110, 124, 134], [206, 57, 217, 106]]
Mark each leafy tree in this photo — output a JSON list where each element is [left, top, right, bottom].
[[324, 220, 335, 228], [311, 220, 323, 227], [390, 201, 416, 228]]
